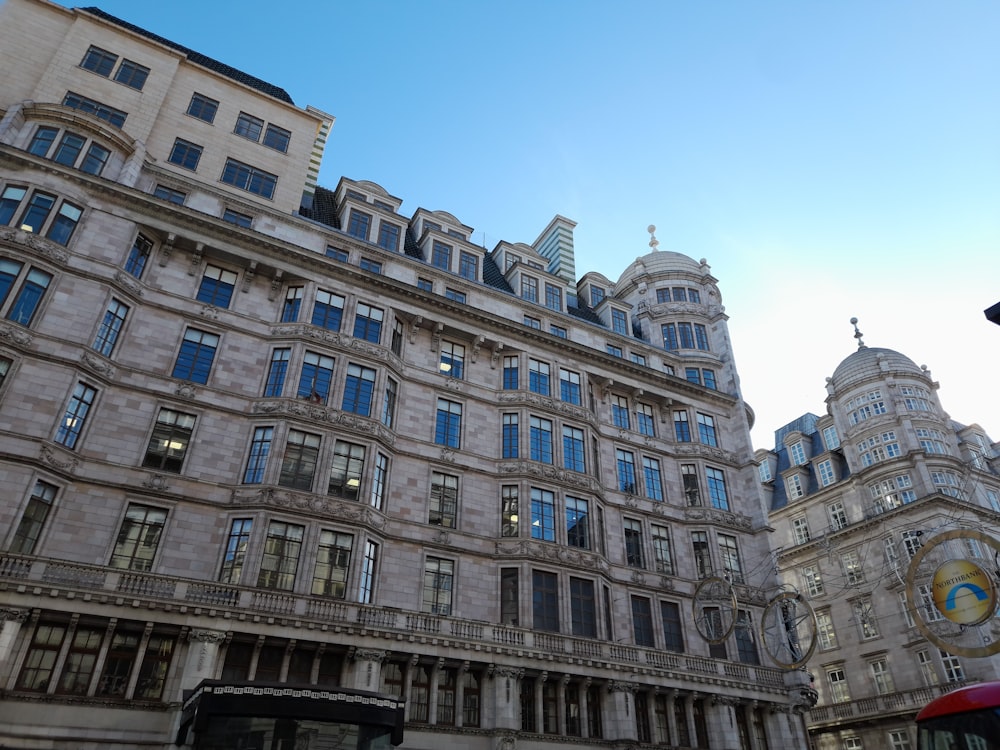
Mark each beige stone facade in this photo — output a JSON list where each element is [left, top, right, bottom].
[[758, 343, 1000, 750], [0, 1, 812, 748]]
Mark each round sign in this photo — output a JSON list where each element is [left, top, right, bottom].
[[931, 559, 997, 626]]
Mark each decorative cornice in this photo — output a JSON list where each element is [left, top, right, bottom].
[[494, 540, 610, 574], [81, 350, 116, 378], [230, 487, 387, 530], [684, 506, 752, 531], [0, 322, 32, 346], [496, 461, 600, 493], [39, 443, 79, 473], [251, 399, 395, 445], [495, 391, 594, 424], [188, 629, 227, 644], [0, 607, 30, 623]]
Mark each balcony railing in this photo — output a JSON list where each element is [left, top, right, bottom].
[[1, 552, 786, 691], [808, 682, 968, 725]]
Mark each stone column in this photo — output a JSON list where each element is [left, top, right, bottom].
[[709, 695, 740, 749], [489, 665, 522, 730], [578, 678, 590, 739], [534, 671, 546, 733], [455, 661, 468, 728], [606, 681, 637, 741], [0, 608, 30, 680], [347, 648, 386, 692], [666, 690, 680, 746], [429, 657, 444, 725], [181, 629, 227, 693]]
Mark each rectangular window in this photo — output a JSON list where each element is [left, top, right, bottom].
[[154, 185, 186, 204], [735, 611, 760, 664], [718, 534, 744, 583], [501, 486, 519, 537], [501, 567, 519, 625], [280, 286, 303, 323], [803, 565, 824, 596], [187, 93, 218, 123], [870, 658, 895, 695], [352, 302, 383, 343], [827, 667, 850, 703], [854, 597, 879, 639], [263, 124, 291, 152], [81, 45, 117, 76], [125, 233, 152, 278], [344, 208, 376, 244], [172, 327, 219, 384], [545, 283, 562, 310], [818, 459, 836, 487], [842, 549, 865, 585], [262, 347, 290, 397], [702, 368, 717, 389], [685, 367, 701, 385], [312, 530, 353, 598], [624, 518, 644, 568], [559, 368, 581, 404], [305, 289, 343, 331], [459, 251, 478, 280], [695, 324, 710, 350], [941, 649, 964, 682], [790, 441, 807, 465], [917, 649, 938, 686], [381, 378, 398, 429], [342, 363, 376, 415], [828, 500, 848, 530], [422, 556, 454, 615], [562, 425, 586, 472], [691, 531, 711, 578], [697, 413, 718, 446], [0, 185, 27, 225], [222, 209, 252, 228], [660, 601, 684, 652], [196, 265, 237, 308], [502, 413, 519, 459], [432, 241, 452, 270], [532, 570, 559, 632], [566, 496, 589, 549], [616, 449, 637, 493], [429, 471, 458, 527], [529, 416, 553, 463], [611, 309, 628, 335], [55, 381, 96, 449], [524, 315, 541, 329], [521, 275, 538, 302], [234, 112, 264, 141], [528, 359, 550, 395], [531, 488, 556, 541], [359, 540, 378, 603], [673, 410, 691, 442], [792, 516, 811, 545], [329, 440, 366, 499], [682, 463, 701, 505], [278, 430, 321, 491], [52, 131, 85, 167], [296, 351, 335, 403], [45, 201, 82, 246], [242, 426, 273, 484], [502, 355, 519, 390], [168, 138, 202, 170], [110, 504, 167, 571], [417, 277, 433, 292], [10, 480, 57, 554], [142, 408, 195, 473], [377, 222, 400, 252], [816, 609, 838, 650], [632, 596, 655, 647], [17, 622, 67, 691], [611, 395, 630, 429], [651, 524, 674, 574], [63, 91, 127, 128], [706, 467, 729, 510], [221, 159, 277, 199], [569, 577, 597, 638], [445, 287, 466, 303], [439, 341, 465, 379], [219, 518, 253, 583], [369, 453, 388, 510], [257, 520, 304, 590], [430, 396, 463, 450], [2, 264, 52, 327], [636, 403, 655, 437], [326, 246, 349, 261], [114, 59, 149, 90], [642, 456, 664, 501]]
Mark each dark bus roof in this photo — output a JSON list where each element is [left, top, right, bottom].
[[917, 682, 1000, 722]]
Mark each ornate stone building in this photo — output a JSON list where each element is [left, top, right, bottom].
[[0, 1, 811, 747], [757, 327, 1000, 750]]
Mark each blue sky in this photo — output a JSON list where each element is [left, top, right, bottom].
[[82, 0, 1000, 445]]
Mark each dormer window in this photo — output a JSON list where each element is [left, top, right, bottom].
[[432, 242, 451, 270], [521, 275, 538, 303], [347, 209, 371, 241], [590, 286, 605, 307], [789, 441, 807, 466], [611, 309, 628, 335], [544, 283, 562, 311], [504, 253, 520, 271], [459, 252, 478, 281], [378, 222, 400, 252]]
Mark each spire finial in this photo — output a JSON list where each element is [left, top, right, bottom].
[[850, 317, 866, 349], [647, 224, 659, 251]]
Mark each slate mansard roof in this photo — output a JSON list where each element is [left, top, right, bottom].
[[79, 7, 296, 104]]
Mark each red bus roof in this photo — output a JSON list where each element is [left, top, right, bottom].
[[917, 682, 1000, 722]]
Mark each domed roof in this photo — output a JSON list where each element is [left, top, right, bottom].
[[831, 346, 924, 390], [616, 250, 706, 287]]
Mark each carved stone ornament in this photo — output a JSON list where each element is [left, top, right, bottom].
[[188, 629, 227, 644], [143, 473, 170, 491], [351, 648, 386, 663], [113, 270, 143, 297], [81, 350, 115, 377], [39, 443, 79, 473], [0, 322, 32, 346], [175, 382, 198, 399], [0, 607, 30, 623], [0, 226, 69, 264], [230, 487, 387, 530]]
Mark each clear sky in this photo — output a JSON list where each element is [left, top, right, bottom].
[[79, 0, 1000, 447]]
